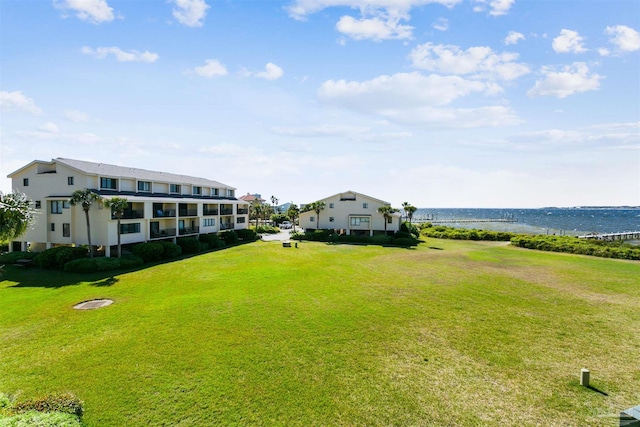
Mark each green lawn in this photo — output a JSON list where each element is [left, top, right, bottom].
[[1, 240, 639, 426]]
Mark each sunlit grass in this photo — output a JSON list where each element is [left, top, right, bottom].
[[1, 240, 639, 425]]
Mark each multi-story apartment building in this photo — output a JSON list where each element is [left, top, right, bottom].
[[7, 158, 249, 256], [299, 191, 401, 235]]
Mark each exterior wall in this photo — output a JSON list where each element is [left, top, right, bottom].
[[8, 159, 249, 255], [299, 191, 401, 235]]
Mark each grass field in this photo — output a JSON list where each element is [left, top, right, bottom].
[[1, 239, 639, 426]]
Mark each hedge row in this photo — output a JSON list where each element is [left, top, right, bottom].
[[1, 392, 84, 427], [510, 235, 640, 260], [291, 230, 419, 247], [420, 224, 516, 241]]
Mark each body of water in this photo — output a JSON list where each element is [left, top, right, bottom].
[[412, 207, 640, 237]]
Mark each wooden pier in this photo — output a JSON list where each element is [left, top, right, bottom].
[[577, 231, 640, 241]]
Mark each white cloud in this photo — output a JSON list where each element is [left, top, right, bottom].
[[433, 17, 449, 31], [504, 31, 524, 45], [598, 47, 610, 57], [0, 91, 42, 115], [81, 46, 159, 62], [254, 63, 284, 80], [527, 62, 602, 98], [38, 122, 60, 134], [192, 59, 228, 78], [64, 109, 91, 123], [508, 122, 640, 149], [336, 13, 413, 41], [271, 124, 370, 137], [286, 0, 462, 21], [171, 0, 210, 27], [605, 25, 640, 52], [552, 29, 587, 53], [472, 0, 515, 16], [409, 43, 530, 81], [53, 0, 114, 24]]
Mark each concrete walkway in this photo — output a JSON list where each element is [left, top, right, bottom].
[[260, 229, 295, 242]]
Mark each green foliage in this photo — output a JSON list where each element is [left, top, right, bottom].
[[0, 411, 82, 427], [0, 252, 37, 264], [35, 247, 88, 269], [421, 225, 516, 241], [132, 242, 164, 263], [62, 255, 143, 273], [511, 235, 640, 260], [220, 230, 239, 245], [11, 393, 83, 417], [400, 222, 420, 238], [236, 228, 258, 242], [253, 225, 279, 234], [0, 392, 10, 410], [0, 190, 35, 242], [158, 241, 182, 259], [176, 237, 205, 254], [270, 213, 289, 225], [292, 230, 418, 247], [119, 254, 145, 269], [371, 235, 393, 245], [199, 234, 224, 250]]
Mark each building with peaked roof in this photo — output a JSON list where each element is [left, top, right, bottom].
[[298, 191, 402, 236], [7, 158, 249, 256]]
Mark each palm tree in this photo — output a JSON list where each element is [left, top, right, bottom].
[[0, 190, 35, 242], [402, 202, 417, 224], [286, 203, 300, 232], [271, 195, 279, 214], [104, 197, 129, 258], [69, 189, 101, 258], [378, 205, 399, 235], [250, 202, 263, 229], [311, 201, 326, 229]]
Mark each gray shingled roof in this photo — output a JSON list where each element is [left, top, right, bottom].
[[56, 158, 234, 190]]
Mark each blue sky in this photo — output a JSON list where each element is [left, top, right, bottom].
[[1, 0, 638, 208]]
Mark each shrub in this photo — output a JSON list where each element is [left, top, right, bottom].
[[35, 247, 87, 269], [253, 225, 279, 234], [158, 241, 182, 259], [421, 225, 515, 242], [0, 251, 37, 264], [132, 242, 164, 263], [199, 233, 224, 250], [393, 237, 417, 246], [119, 254, 144, 269], [220, 230, 239, 245], [176, 237, 202, 255], [0, 392, 10, 409], [510, 235, 640, 260], [0, 411, 82, 426], [11, 393, 83, 417], [371, 235, 393, 245], [236, 229, 258, 242], [400, 222, 420, 238]]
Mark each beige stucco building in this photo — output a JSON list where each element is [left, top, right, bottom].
[[299, 191, 402, 236], [7, 158, 249, 256]]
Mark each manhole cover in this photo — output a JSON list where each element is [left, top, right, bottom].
[[73, 299, 113, 310]]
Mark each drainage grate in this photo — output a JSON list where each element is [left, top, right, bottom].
[[73, 299, 114, 310]]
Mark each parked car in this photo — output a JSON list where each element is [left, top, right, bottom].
[[280, 221, 292, 229]]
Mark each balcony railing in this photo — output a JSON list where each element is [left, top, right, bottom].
[[220, 223, 235, 230], [220, 208, 233, 215], [179, 226, 200, 236], [237, 209, 248, 215], [150, 228, 177, 239], [112, 210, 144, 220], [179, 209, 198, 217], [153, 209, 176, 218], [203, 209, 219, 216]]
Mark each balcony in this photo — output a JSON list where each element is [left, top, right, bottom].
[[237, 208, 248, 215], [113, 210, 144, 220], [203, 208, 219, 216], [179, 209, 198, 217], [179, 226, 200, 236], [150, 228, 177, 239], [220, 208, 233, 215], [153, 209, 176, 218], [220, 223, 235, 230]]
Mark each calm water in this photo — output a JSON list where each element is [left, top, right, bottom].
[[413, 208, 640, 236]]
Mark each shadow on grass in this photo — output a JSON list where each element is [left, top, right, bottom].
[[586, 385, 609, 396]]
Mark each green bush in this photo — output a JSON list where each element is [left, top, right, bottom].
[[0, 411, 82, 426], [132, 242, 164, 263], [119, 254, 144, 269], [393, 237, 417, 246], [253, 225, 279, 234], [371, 235, 393, 245], [236, 229, 258, 242], [0, 251, 37, 264], [421, 225, 516, 242], [510, 235, 640, 260], [199, 233, 224, 250], [220, 230, 239, 245], [400, 222, 420, 238], [63, 255, 144, 273], [35, 247, 87, 269], [11, 393, 83, 417], [157, 241, 182, 259], [176, 237, 203, 255], [0, 392, 10, 410]]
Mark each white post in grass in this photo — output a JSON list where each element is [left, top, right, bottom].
[[580, 368, 590, 387]]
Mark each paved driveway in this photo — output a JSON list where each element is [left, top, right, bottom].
[[260, 229, 294, 241]]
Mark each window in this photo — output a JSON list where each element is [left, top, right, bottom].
[[68, 176, 74, 185], [329, 217, 335, 222], [350, 217, 370, 226], [363, 203, 368, 209], [329, 203, 334, 208], [211, 188, 218, 196], [170, 184, 181, 194], [193, 186, 202, 195], [310, 216, 315, 222], [237, 217, 246, 224], [35, 201, 41, 209], [138, 181, 151, 192], [120, 223, 141, 234], [203, 218, 216, 227], [50, 223, 55, 232], [227, 189, 234, 197], [63, 201, 70, 209], [63, 223, 70, 237], [100, 177, 117, 189], [388, 217, 393, 223], [23, 178, 29, 186], [51, 201, 63, 214]]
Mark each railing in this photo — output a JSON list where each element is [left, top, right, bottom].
[[203, 209, 219, 216], [153, 209, 176, 218], [113, 210, 144, 220], [179, 226, 200, 236], [220, 223, 235, 230], [150, 228, 177, 238], [220, 208, 233, 215], [237, 209, 248, 215], [179, 209, 198, 217]]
